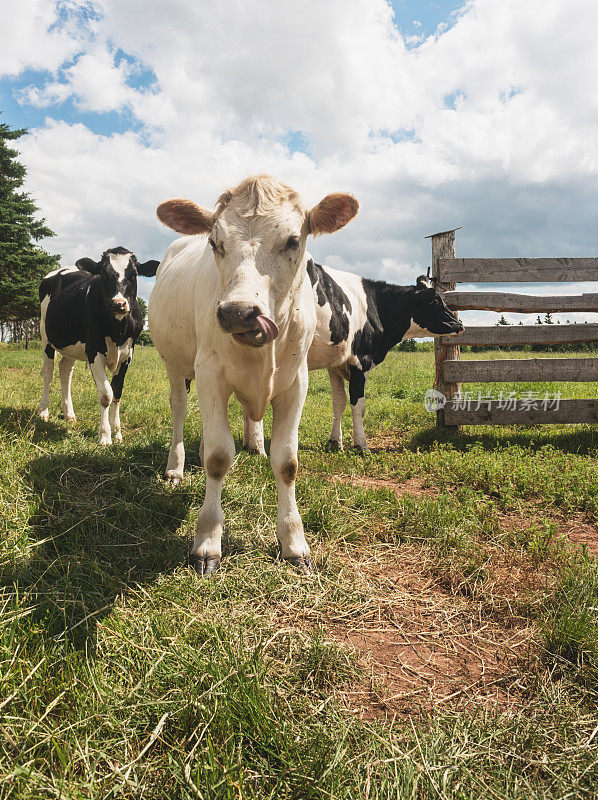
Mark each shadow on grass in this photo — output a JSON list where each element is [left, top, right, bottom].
[[408, 424, 598, 456], [0, 406, 71, 443], [1, 442, 201, 650]]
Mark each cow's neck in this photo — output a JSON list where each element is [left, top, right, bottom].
[[367, 280, 414, 350]]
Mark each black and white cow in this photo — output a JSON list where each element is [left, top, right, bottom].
[[245, 261, 463, 454], [38, 247, 159, 444]]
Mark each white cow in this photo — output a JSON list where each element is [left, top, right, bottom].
[[149, 175, 358, 574]]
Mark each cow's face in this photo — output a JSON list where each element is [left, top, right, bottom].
[[157, 176, 358, 347], [406, 276, 464, 337], [76, 248, 159, 320]]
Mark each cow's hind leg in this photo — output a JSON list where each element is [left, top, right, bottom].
[[190, 365, 234, 575], [38, 344, 55, 422], [270, 366, 312, 572], [58, 356, 77, 422], [349, 365, 369, 454], [242, 413, 266, 455], [109, 358, 130, 443], [325, 368, 347, 451], [165, 367, 189, 483]]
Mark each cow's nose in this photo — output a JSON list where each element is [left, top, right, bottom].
[[217, 302, 260, 332], [112, 298, 129, 313]]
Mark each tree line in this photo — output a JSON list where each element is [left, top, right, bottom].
[[0, 119, 58, 347]]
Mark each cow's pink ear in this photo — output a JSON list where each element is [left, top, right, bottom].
[[157, 199, 214, 235], [308, 193, 359, 235]]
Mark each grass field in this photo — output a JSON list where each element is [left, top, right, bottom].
[[0, 344, 597, 799]]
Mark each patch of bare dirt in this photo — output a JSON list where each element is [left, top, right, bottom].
[[499, 510, 598, 559], [335, 475, 438, 500], [326, 545, 536, 720], [367, 433, 404, 453], [557, 513, 598, 557]]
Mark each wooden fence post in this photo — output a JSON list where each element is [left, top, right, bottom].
[[428, 229, 462, 427]]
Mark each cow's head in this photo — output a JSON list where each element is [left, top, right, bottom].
[[156, 175, 358, 347], [76, 247, 159, 320], [405, 276, 464, 337]]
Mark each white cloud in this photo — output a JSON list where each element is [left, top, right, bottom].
[[0, 0, 93, 76], [4, 0, 598, 323]]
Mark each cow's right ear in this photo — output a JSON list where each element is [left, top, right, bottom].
[[76, 257, 100, 274], [157, 199, 214, 235]]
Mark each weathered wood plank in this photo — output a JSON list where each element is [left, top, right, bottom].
[[438, 323, 598, 347], [443, 399, 598, 426], [443, 291, 598, 313], [431, 229, 461, 428], [438, 257, 598, 283], [443, 357, 598, 383]]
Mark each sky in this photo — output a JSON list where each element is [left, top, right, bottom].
[[1, 0, 597, 325]]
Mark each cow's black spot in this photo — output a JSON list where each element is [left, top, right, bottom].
[[111, 357, 130, 401], [44, 343, 55, 360], [307, 259, 352, 345], [348, 365, 366, 406], [206, 452, 230, 480], [280, 459, 298, 485]]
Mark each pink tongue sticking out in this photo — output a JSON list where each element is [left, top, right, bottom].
[[255, 315, 279, 344]]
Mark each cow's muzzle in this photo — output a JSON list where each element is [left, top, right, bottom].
[[217, 302, 279, 347], [111, 297, 129, 316]]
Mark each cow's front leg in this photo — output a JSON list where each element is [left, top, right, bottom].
[[109, 358, 130, 443], [270, 367, 312, 572], [349, 365, 369, 454], [38, 345, 55, 422], [242, 413, 266, 455], [58, 356, 77, 422], [325, 368, 347, 451], [90, 355, 113, 445], [190, 367, 234, 575], [165, 367, 189, 483]]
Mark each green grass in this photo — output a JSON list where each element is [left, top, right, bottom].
[[0, 345, 597, 798]]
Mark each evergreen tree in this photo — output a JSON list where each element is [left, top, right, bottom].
[[0, 119, 59, 345]]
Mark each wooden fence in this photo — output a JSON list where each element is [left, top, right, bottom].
[[428, 229, 598, 427]]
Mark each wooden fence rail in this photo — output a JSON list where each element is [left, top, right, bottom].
[[428, 230, 597, 428]]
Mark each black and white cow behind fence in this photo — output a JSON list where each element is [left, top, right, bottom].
[[245, 262, 464, 454], [38, 247, 159, 444]]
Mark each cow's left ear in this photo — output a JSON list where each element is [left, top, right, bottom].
[[308, 193, 359, 235], [76, 257, 101, 274], [136, 259, 160, 277]]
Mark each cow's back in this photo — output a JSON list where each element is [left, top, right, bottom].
[[40, 267, 97, 353], [149, 236, 216, 379], [306, 262, 367, 372]]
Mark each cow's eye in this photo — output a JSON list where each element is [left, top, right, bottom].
[[209, 237, 217, 250], [286, 235, 300, 250]]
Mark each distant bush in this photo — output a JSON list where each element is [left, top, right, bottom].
[[396, 338, 416, 351], [136, 331, 153, 347]]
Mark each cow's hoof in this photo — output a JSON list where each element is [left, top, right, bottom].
[[98, 438, 111, 447], [165, 471, 183, 484], [39, 411, 49, 422], [324, 439, 342, 452], [353, 445, 370, 456], [285, 555, 315, 573], [113, 433, 123, 443], [242, 444, 266, 456], [65, 416, 77, 423], [188, 553, 221, 576]]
